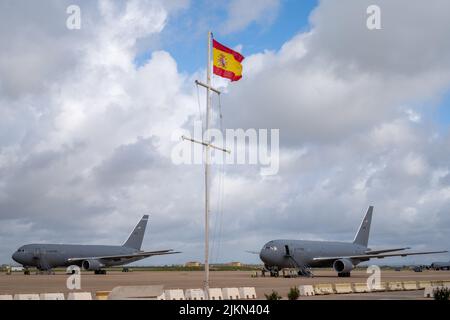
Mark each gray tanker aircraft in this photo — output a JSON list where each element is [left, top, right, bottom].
[[12, 215, 179, 274], [259, 206, 447, 277]]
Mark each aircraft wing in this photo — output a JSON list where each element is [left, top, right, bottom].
[[67, 250, 180, 263], [364, 247, 411, 255], [313, 250, 448, 262]]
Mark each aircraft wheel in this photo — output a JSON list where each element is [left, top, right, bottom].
[[95, 270, 106, 275], [338, 272, 351, 278]]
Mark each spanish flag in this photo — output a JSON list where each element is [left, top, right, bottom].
[[213, 40, 244, 82]]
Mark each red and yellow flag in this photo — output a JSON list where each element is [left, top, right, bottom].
[[213, 40, 244, 82]]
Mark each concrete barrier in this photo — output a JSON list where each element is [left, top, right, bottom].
[[313, 284, 335, 295], [14, 294, 40, 300], [67, 292, 93, 300], [222, 288, 241, 300], [39, 293, 65, 300], [418, 281, 432, 289], [387, 281, 404, 291], [0, 295, 13, 300], [108, 285, 164, 300], [208, 288, 224, 300], [156, 293, 165, 300], [352, 283, 370, 293], [367, 282, 387, 292], [334, 283, 353, 294], [424, 285, 450, 299], [424, 286, 436, 298], [239, 287, 257, 300], [165, 289, 185, 300], [431, 280, 444, 287], [299, 285, 315, 296], [95, 291, 110, 300], [185, 289, 205, 300], [402, 281, 419, 291]]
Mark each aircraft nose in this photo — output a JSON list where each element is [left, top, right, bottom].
[[12, 252, 19, 263], [259, 249, 267, 262], [259, 246, 272, 264]]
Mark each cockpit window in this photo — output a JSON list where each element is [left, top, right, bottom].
[[265, 246, 278, 251]]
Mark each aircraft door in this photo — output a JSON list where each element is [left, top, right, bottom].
[[284, 245, 291, 257]]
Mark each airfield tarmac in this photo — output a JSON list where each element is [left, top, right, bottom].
[[1, 269, 449, 300]]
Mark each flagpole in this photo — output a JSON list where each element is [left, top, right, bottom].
[[204, 30, 212, 299]]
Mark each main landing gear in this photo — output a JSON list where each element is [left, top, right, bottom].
[[94, 270, 107, 275], [338, 272, 351, 278]]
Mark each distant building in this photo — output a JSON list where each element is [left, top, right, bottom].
[[11, 266, 24, 272], [185, 261, 201, 267], [228, 262, 242, 267]]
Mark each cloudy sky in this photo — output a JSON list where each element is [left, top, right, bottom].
[[1, 0, 449, 266]]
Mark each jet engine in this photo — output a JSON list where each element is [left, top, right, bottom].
[[82, 259, 104, 271], [333, 258, 354, 273]]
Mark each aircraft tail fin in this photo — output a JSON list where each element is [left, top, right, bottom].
[[123, 215, 149, 250], [353, 206, 373, 247]]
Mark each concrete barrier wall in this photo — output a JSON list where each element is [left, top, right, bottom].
[[185, 289, 206, 300], [67, 292, 92, 300], [299, 285, 315, 296], [334, 283, 353, 294], [423, 285, 450, 299], [165, 289, 185, 300], [431, 280, 444, 287], [108, 285, 164, 300], [424, 286, 435, 298], [377, 282, 388, 292], [352, 283, 369, 293], [0, 295, 13, 300], [222, 288, 241, 300], [208, 288, 224, 300], [313, 284, 335, 295], [39, 293, 65, 300], [418, 281, 432, 289], [387, 281, 404, 291], [402, 281, 419, 291], [239, 287, 257, 300], [14, 294, 40, 300]]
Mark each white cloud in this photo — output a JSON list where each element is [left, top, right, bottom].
[[222, 0, 281, 34]]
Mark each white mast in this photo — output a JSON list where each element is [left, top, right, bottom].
[[182, 31, 230, 299], [204, 30, 212, 297]]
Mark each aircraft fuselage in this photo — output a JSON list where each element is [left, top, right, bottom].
[[260, 239, 368, 270], [12, 243, 143, 270]]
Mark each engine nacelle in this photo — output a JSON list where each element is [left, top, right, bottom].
[[82, 259, 104, 271], [333, 259, 354, 273]]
